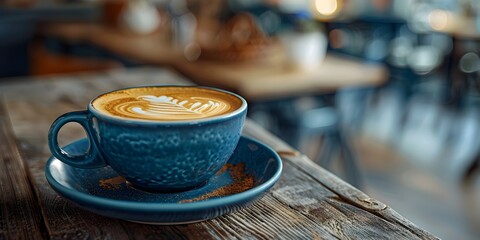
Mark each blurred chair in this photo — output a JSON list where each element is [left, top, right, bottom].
[[461, 91, 480, 183], [294, 87, 373, 189]]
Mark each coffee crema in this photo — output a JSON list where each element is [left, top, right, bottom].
[[91, 86, 243, 121]]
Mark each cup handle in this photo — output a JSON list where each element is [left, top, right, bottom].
[[48, 111, 106, 168]]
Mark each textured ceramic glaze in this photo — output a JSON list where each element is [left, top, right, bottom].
[[48, 86, 247, 191], [93, 115, 244, 191], [45, 137, 282, 224]]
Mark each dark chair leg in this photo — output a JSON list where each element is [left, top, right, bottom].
[[315, 135, 337, 167], [463, 153, 480, 183], [338, 132, 363, 189], [293, 128, 307, 150]]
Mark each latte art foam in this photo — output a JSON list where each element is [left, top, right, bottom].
[[113, 95, 230, 120], [91, 87, 243, 121]]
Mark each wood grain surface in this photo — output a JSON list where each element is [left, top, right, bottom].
[[0, 101, 45, 239], [0, 68, 436, 239]]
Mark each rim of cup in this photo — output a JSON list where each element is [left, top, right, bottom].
[[87, 85, 248, 126]]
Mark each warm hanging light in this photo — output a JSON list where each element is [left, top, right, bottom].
[[313, 0, 341, 19], [315, 0, 338, 16]]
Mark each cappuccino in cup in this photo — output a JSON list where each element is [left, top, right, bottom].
[[48, 86, 247, 192], [92, 86, 243, 121]]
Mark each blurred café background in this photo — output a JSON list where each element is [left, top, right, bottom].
[[1, 0, 480, 238]]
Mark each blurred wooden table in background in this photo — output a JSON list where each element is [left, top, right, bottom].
[[42, 22, 388, 101]]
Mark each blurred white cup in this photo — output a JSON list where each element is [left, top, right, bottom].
[[279, 30, 327, 71], [122, 0, 161, 34]]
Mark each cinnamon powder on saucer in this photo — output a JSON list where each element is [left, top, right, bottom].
[[180, 162, 255, 203], [98, 162, 255, 202], [99, 176, 125, 190]]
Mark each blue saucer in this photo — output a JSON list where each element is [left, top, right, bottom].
[[45, 136, 282, 224]]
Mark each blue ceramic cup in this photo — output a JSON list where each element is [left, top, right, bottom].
[[48, 86, 247, 192]]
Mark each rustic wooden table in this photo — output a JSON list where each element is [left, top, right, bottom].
[[0, 67, 436, 239]]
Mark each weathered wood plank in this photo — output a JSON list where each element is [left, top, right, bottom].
[[0, 100, 45, 239], [285, 154, 438, 240], [271, 161, 428, 239], [0, 68, 438, 239], [0, 69, 194, 240], [244, 119, 438, 240], [28, 159, 132, 240]]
